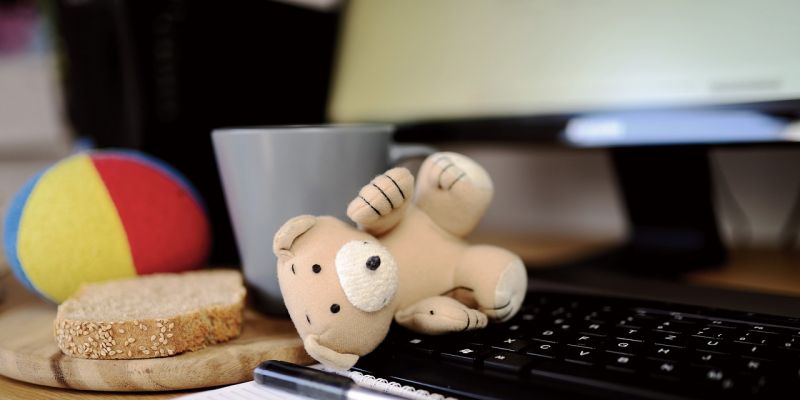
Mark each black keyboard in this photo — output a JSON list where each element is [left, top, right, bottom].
[[353, 291, 800, 399]]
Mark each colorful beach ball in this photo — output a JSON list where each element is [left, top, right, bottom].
[[3, 150, 210, 303]]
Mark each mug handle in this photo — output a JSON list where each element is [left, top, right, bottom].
[[388, 143, 437, 166]]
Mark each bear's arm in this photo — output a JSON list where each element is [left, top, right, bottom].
[[394, 296, 488, 334], [347, 167, 415, 236]]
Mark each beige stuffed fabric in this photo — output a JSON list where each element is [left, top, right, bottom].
[[274, 152, 527, 370]]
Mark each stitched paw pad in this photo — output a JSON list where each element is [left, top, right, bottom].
[[347, 168, 414, 226], [424, 152, 492, 192], [480, 258, 526, 322], [429, 155, 468, 190]]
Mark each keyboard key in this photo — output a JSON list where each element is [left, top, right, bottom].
[[693, 366, 728, 382], [568, 334, 604, 349], [707, 319, 741, 329], [738, 358, 772, 374], [667, 314, 701, 325], [529, 327, 563, 343], [689, 351, 730, 366], [516, 312, 536, 323], [734, 343, 781, 361], [649, 345, 684, 360], [632, 308, 656, 318], [608, 339, 642, 355], [734, 331, 773, 345], [738, 374, 769, 396], [482, 350, 532, 374], [689, 366, 736, 391], [490, 337, 530, 352], [749, 325, 781, 334], [580, 311, 607, 323], [494, 323, 525, 338], [398, 336, 439, 356], [529, 296, 551, 307], [577, 304, 607, 315], [647, 359, 683, 380], [652, 332, 687, 347], [549, 320, 575, 332], [615, 316, 651, 329], [564, 347, 597, 366], [613, 327, 644, 342], [441, 344, 490, 366], [547, 305, 568, 316], [653, 320, 695, 334], [458, 330, 491, 346], [525, 341, 559, 359], [693, 327, 732, 340], [691, 337, 730, 354], [604, 353, 640, 372], [578, 322, 608, 336], [777, 337, 800, 351], [520, 304, 540, 314]]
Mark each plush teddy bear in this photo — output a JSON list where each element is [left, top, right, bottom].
[[273, 152, 527, 369]]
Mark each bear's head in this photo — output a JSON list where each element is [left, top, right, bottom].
[[273, 215, 399, 369]]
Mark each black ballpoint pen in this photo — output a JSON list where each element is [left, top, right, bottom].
[[254, 360, 406, 400]]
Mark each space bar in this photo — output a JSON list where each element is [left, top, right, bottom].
[[527, 362, 689, 400], [354, 353, 691, 400]]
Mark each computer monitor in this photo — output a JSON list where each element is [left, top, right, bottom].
[[328, 0, 800, 273]]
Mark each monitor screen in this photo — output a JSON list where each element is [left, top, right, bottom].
[[329, 0, 800, 136]]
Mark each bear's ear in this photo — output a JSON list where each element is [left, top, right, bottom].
[[303, 334, 359, 370], [273, 215, 317, 260]]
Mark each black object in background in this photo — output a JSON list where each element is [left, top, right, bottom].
[[609, 147, 727, 274], [54, 0, 339, 264]]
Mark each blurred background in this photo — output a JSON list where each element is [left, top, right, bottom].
[[1, 0, 799, 273]]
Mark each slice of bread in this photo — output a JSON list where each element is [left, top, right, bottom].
[[55, 269, 246, 360]]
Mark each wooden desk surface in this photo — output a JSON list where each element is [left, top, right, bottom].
[[2, 239, 799, 399], [688, 249, 800, 296], [0, 375, 188, 400], [472, 233, 800, 297]]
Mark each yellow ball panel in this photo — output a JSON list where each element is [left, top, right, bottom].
[[16, 154, 137, 302]]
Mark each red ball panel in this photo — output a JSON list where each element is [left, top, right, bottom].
[[91, 155, 210, 274]]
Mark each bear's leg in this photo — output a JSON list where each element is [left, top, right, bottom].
[[395, 296, 488, 334], [414, 152, 493, 238], [453, 245, 527, 322]]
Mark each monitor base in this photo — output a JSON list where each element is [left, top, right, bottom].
[[609, 146, 727, 275]]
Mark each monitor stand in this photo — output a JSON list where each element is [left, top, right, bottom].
[[604, 146, 727, 275]]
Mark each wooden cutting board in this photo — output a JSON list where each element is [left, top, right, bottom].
[[0, 272, 313, 392]]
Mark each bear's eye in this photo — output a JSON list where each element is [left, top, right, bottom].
[[312, 264, 321, 273], [336, 240, 398, 312], [291, 264, 295, 275], [366, 256, 381, 270], [330, 304, 340, 314]]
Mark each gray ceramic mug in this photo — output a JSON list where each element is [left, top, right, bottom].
[[212, 124, 434, 315]]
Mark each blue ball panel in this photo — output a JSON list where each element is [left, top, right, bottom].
[[3, 170, 46, 294]]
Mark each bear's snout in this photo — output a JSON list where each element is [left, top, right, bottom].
[[366, 255, 381, 270]]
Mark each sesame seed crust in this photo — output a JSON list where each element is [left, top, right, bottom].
[[53, 271, 245, 360]]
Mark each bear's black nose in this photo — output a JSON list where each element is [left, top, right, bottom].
[[366, 256, 381, 271]]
